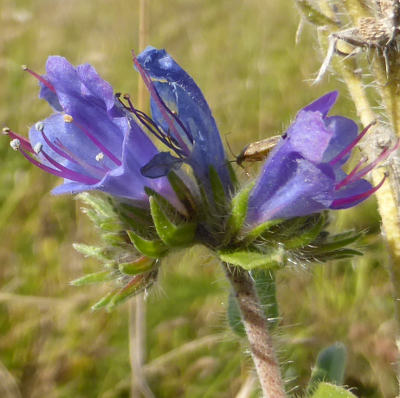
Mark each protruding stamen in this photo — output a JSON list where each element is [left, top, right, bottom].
[[19, 149, 100, 184], [331, 174, 387, 209], [22, 65, 56, 92], [95, 152, 104, 162], [10, 139, 21, 151], [330, 121, 376, 166], [34, 142, 43, 154], [4, 128, 34, 153], [335, 156, 368, 190], [63, 114, 74, 123], [339, 139, 400, 187]]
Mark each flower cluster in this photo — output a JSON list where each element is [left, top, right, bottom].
[[4, 47, 398, 307]]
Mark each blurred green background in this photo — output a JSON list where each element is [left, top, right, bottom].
[[0, 0, 397, 397]]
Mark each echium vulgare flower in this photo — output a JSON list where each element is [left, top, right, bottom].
[[5, 56, 184, 212], [244, 91, 399, 229]]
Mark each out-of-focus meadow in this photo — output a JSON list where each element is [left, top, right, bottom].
[[0, 0, 397, 397]]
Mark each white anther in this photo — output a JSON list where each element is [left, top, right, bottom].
[[95, 152, 104, 162], [34, 142, 43, 154], [63, 114, 73, 123], [2, 127, 10, 135], [21, 65, 28, 71], [35, 121, 44, 132], [10, 139, 21, 151]]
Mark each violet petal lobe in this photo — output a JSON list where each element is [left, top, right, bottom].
[[303, 91, 338, 117]]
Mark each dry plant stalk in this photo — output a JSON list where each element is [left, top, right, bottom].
[[296, 0, 400, 386]]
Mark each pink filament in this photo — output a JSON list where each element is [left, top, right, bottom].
[[330, 122, 374, 166], [331, 175, 386, 209]]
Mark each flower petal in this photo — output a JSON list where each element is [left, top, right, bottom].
[[303, 91, 338, 117], [247, 153, 335, 225], [29, 113, 112, 176], [283, 110, 333, 163], [136, 46, 231, 189], [323, 116, 359, 164]]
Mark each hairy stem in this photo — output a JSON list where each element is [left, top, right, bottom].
[[223, 263, 285, 398]]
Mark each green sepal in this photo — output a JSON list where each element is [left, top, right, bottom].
[[209, 166, 227, 210], [244, 219, 284, 243], [309, 231, 362, 254], [91, 290, 118, 310], [77, 193, 117, 226], [310, 383, 356, 398], [99, 220, 123, 232], [307, 343, 347, 395], [228, 183, 254, 236], [284, 213, 325, 249], [227, 161, 239, 190], [296, 0, 338, 27], [70, 270, 114, 286], [107, 270, 157, 310], [127, 230, 168, 258], [73, 243, 112, 261], [219, 247, 284, 270], [149, 196, 196, 247], [312, 248, 363, 261], [119, 257, 157, 276], [167, 171, 197, 215], [101, 232, 127, 247]]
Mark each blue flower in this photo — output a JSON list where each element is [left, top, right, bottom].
[[133, 46, 233, 195], [246, 92, 399, 227], [8, 56, 182, 210]]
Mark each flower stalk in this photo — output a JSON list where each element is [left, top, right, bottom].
[[223, 263, 285, 398]]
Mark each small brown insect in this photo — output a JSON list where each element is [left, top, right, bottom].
[[235, 135, 282, 166]]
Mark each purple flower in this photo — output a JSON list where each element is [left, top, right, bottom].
[[132, 47, 232, 194], [7, 56, 182, 210], [246, 91, 399, 227]]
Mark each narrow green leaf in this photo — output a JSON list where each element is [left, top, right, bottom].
[[284, 214, 325, 249], [296, 0, 338, 27], [91, 290, 118, 310], [167, 171, 197, 215], [228, 183, 254, 236], [107, 271, 157, 310], [244, 219, 284, 242], [101, 232, 127, 247], [307, 343, 347, 395], [227, 161, 239, 189], [73, 243, 110, 261], [119, 257, 156, 275], [99, 220, 123, 232], [77, 192, 115, 218], [313, 249, 363, 261], [310, 382, 356, 398], [218, 247, 284, 270], [149, 196, 196, 247], [70, 270, 114, 286], [310, 232, 362, 254], [127, 230, 168, 258], [209, 166, 227, 209]]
